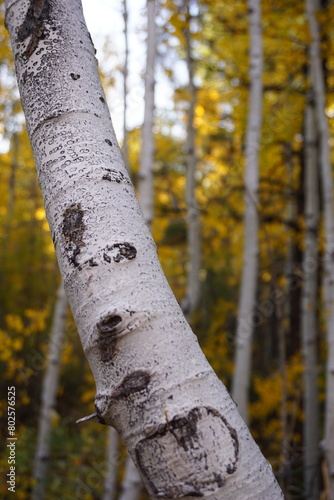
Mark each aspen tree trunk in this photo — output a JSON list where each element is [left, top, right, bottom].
[[104, 3, 130, 494], [32, 281, 68, 500], [181, 1, 201, 318], [231, 0, 263, 424], [275, 291, 289, 495], [5, 1, 283, 497], [7, 132, 18, 218], [119, 1, 157, 496], [102, 427, 119, 500], [301, 94, 320, 500], [305, 0, 334, 494], [137, 0, 155, 226], [119, 454, 144, 500], [121, 0, 129, 171], [116, 440, 144, 500], [275, 145, 296, 496]]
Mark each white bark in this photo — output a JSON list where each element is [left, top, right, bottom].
[[119, 454, 144, 500], [120, 1, 157, 495], [102, 427, 119, 500], [137, 0, 155, 226], [122, 0, 129, 171], [5, 0, 282, 497], [305, 0, 334, 493], [103, 5, 129, 495], [33, 281, 68, 500], [301, 94, 320, 500], [181, 2, 201, 318], [231, 0, 262, 424]]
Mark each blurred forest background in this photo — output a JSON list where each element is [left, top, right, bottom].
[[1, 0, 334, 498]]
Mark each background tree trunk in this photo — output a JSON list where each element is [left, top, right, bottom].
[[103, 2, 130, 495], [137, 0, 156, 226], [301, 92, 320, 500], [305, 0, 334, 493], [119, 454, 144, 500], [121, 0, 129, 171], [7, 132, 18, 219], [102, 427, 119, 500], [231, 0, 263, 424], [181, 0, 201, 319], [5, 0, 282, 497], [32, 281, 68, 500], [120, 0, 157, 495]]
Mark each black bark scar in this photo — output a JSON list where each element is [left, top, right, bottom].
[[135, 406, 239, 498], [110, 243, 137, 262], [96, 315, 122, 363], [17, 0, 52, 59], [62, 203, 86, 268], [111, 371, 151, 399]]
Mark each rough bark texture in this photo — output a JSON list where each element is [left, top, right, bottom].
[[5, 0, 283, 497], [137, 0, 155, 226], [305, 0, 334, 494], [231, 0, 262, 424], [181, 2, 201, 319], [32, 281, 68, 500]]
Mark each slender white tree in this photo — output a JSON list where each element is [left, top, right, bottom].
[[181, 0, 201, 319], [32, 281, 68, 500], [103, 3, 130, 496], [5, 0, 283, 497], [231, 0, 263, 424], [301, 93, 320, 500], [102, 427, 119, 500], [119, 453, 144, 500], [119, 1, 157, 496], [7, 132, 18, 218], [121, 0, 129, 171], [305, 0, 334, 494], [137, 0, 155, 226]]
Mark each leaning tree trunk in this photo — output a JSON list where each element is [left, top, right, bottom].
[[5, 1, 282, 497], [231, 0, 263, 424], [32, 281, 68, 500], [181, 1, 201, 319], [305, 0, 334, 494]]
